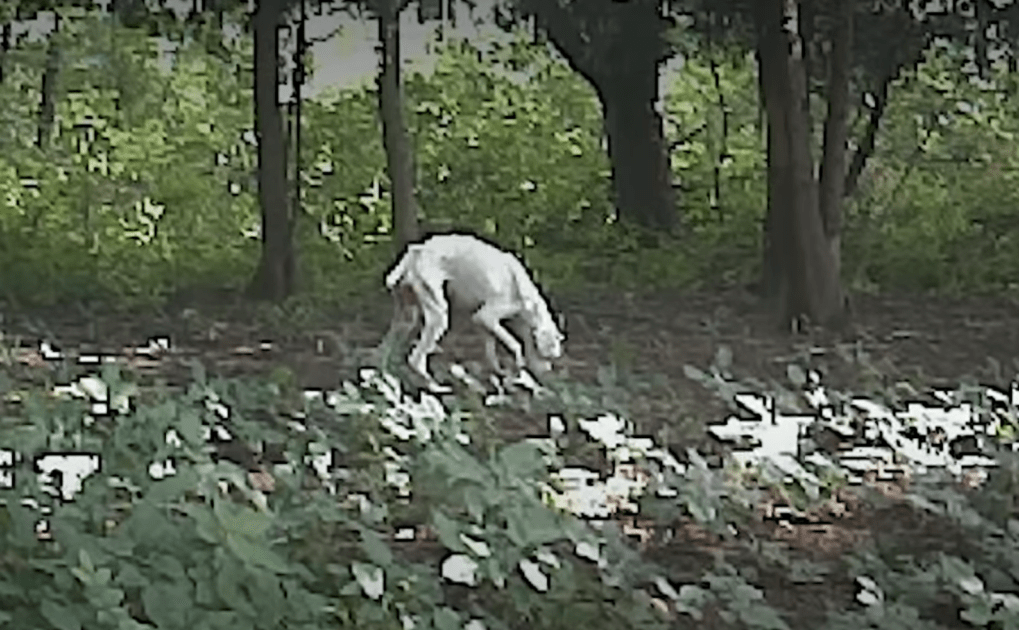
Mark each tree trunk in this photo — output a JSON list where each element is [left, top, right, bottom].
[[601, 69, 676, 233], [522, 0, 677, 234], [37, 13, 60, 149], [818, 0, 853, 275], [246, 0, 296, 302], [0, 20, 11, 86], [757, 0, 846, 330], [376, 0, 420, 252]]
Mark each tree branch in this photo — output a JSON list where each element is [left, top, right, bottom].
[[516, 0, 603, 88], [843, 69, 889, 199], [843, 5, 923, 199]]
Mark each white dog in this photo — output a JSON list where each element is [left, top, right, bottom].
[[383, 234, 564, 391]]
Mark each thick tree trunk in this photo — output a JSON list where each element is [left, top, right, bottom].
[[377, 0, 420, 251], [521, 0, 677, 233], [757, 0, 846, 330], [818, 0, 853, 275], [37, 13, 60, 149], [246, 0, 296, 302], [601, 70, 676, 233]]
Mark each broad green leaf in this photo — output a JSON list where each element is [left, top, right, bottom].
[[151, 555, 187, 582], [497, 441, 545, 479], [182, 504, 221, 544], [114, 563, 148, 589], [432, 607, 460, 630], [3, 500, 40, 547], [214, 500, 272, 539], [215, 560, 255, 616], [358, 528, 394, 568], [39, 599, 81, 630], [430, 510, 466, 553], [224, 532, 290, 575], [147, 469, 197, 502], [177, 407, 204, 445], [142, 582, 190, 628]]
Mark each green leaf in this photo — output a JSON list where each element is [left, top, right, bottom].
[[214, 500, 272, 540], [115, 563, 149, 589], [177, 407, 204, 445], [224, 531, 291, 574], [358, 528, 394, 568], [190, 565, 217, 606], [78, 549, 96, 574], [183, 504, 221, 544], [215, 559, 256, 616], [432, 607, 460, 630], [142, 582, 190, 628], [89, 584, 125, 609], [148, 469, 197, 502], [430, 510, 466, 553], [497, 441, 545, 479], [39, 599, 81, 630], [521, 504, 564, 547], [152, 555, 187, 582], [3, 500, 40, 547]]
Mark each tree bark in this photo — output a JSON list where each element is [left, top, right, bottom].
[[0, 20, 11, 86], [818, 0, 853, 275], [757, 0, 846, 330], [37, 13, 60, 149], [377, 0, 420, 252], [246, 0, 296, 302], [520, 0, 677, 233], [601, 69, 676, 233]]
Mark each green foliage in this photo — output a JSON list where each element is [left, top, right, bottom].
[[0, 14, 257, 307], [4, 10, 1019, 306], [846, 45, 1019, 294], [663, 50, 767, 286], [1, 365, 689, 630]]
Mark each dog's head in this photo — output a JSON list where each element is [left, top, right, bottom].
[[523, 297, 565, 361]]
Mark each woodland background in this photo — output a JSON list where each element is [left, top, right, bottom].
[[4, 1, 1019, 630]]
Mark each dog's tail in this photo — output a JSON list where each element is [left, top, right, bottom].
[[385, 245, 423, 290]]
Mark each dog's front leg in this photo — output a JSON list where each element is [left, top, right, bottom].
[[484, 335, 507, 374], [507, 317, 551, 375], [472, 302, 526, 372]]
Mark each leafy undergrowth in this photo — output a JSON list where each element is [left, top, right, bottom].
[[3, 322, 1019, 630]]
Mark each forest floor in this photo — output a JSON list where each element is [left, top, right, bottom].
[[5, 286, 1018, 629]]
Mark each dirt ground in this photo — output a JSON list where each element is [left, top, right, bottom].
[[4, 286, 1017, 628]]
